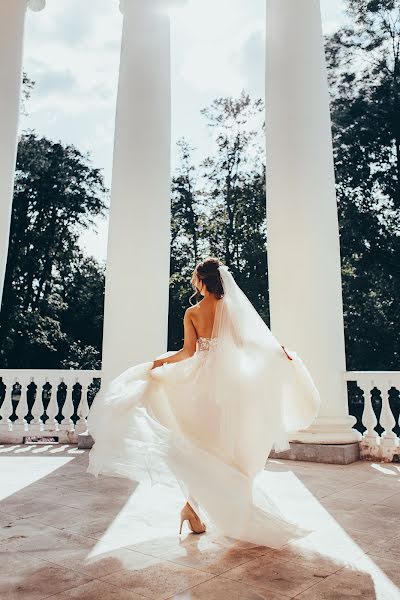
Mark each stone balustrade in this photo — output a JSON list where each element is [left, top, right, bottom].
[[345, 371, 400, 462], [1, 369, 399, 462], [0, 369, 101, 444]]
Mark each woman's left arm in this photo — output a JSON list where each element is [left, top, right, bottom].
[[151, 309, 197, 369]]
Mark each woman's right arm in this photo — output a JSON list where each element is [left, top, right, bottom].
[[151, 309, 197, 369]]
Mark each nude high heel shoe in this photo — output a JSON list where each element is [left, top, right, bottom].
[[179, 502, 206, 534]]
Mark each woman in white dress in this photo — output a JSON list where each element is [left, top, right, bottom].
[[87, 257, 320, 548]]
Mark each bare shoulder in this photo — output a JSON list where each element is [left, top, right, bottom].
[[185, 302, 202, 316], [185, 303, 203, 328], [184, 305, 198, 322]]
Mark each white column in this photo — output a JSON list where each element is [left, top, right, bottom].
[[265, 0, 360, 443], [0, 0, 45, 309], [102, 0, 171, 382]]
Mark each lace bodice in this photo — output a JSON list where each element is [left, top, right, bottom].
[[196, 336, 218, 352]]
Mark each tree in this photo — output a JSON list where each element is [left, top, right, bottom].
[[59, 255, 105, 370], [199, 92, 269, 320], [0, 133, 107, 368], [171, 139, 201, 264], [168, 93, 269, 348], [168, 139, 203, 349], [326, 0, 400, 369]]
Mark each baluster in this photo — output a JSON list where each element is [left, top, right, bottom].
[[44, 375, 59, 432], [30, 376, 45, 434], [14, 375, 29, 433], [379, 381, 399, 461], [76, 377, 90, 434], [0, 375, 14, 432], [60, 374, 75, 432], [359, 379, 380, 459], [397, 380, 400, 441]]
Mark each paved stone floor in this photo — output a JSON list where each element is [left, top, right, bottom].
[[0, 444, 399, 600]]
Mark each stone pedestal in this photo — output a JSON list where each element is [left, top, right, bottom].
[[78, 432, 94, 449], [269, 442, 360, 465]]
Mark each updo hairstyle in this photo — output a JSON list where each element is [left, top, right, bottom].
[[189, 257, 224, 305]]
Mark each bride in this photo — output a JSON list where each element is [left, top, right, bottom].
[[87, 257, 320, 548]]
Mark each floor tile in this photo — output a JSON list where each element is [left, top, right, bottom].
[[366, 535, 400, 561], [265, 541, 348, 578], [4, 527, 94, 554], [0, 498, 56, 519], [323, 481, 399, 504], [0, 517, 61, 549], [375, 493, 400, 510], [131, 533, 270, 575], [0, 561, 92, 600], [172, 574, 287, 599], [222, 554, 325, 597], [0, 550, 50, 577], [42, 578, 144, 600], [20, 505, 84, 530], [353, 554, 400, 589], [294, 566, 376, 599], [102, 555, 213, 600]]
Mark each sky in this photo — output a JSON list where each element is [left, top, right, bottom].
[[21, 0, 347, 263]]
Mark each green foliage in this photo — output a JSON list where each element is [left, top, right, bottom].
[[168, 92, 268, 349], [326, 0, 400, 369], [0, 133, 107, 369]]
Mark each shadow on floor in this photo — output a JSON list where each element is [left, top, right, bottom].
[[0, 445, 398, 599]]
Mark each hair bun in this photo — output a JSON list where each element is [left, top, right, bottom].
[[190, 257, 224, 303]]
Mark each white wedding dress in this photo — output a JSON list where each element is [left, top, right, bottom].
[[87, 266, 321, 548]]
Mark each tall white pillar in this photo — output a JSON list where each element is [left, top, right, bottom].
[[102, 0, 171, 382], [265, 0, 360, 443], [0, 0, 45, 310]]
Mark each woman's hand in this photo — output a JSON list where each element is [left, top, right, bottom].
[[151, 358, 165, 370]]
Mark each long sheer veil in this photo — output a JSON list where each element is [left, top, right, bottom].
[[211, 265, 320, 470]]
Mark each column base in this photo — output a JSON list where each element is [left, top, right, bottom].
[[78, 432, 94, 449], [288, 415, 362, 444], [269, 442, 360, 464]]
